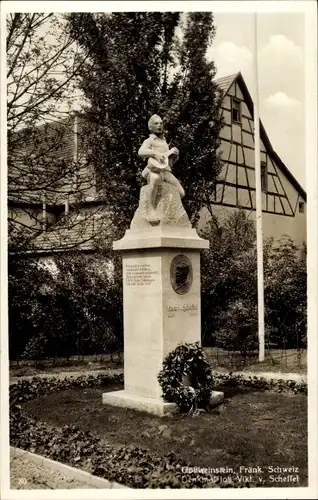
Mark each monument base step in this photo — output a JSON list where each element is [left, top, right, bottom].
[[102, 390, 224, 417], [102, 390, 176, 416]]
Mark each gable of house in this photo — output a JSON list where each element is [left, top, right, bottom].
[[215, 72, 306, 212], [207, 72, 306, 246]]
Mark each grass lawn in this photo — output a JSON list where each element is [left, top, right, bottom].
[[24, 383, 308, 488], [10, 348, 307, 379]]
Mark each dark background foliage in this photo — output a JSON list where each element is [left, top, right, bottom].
[[9, 248, 123, 363]]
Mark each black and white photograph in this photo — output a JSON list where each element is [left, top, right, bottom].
[[1, 1, 317, 498]]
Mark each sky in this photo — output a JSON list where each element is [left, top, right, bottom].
[[209, 12, 305, 188]]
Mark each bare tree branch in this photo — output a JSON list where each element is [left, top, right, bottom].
[[7, 14, 37, 79]]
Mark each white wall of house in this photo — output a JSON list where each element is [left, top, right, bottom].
[[200, 204, 306, 248]]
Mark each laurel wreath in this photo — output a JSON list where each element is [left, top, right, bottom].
[[157, 342, 213, 413]]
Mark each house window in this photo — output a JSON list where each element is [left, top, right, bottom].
[[232, 98, 241, 123], [261, 162, 268, 192], [299, 201, 305, 213]]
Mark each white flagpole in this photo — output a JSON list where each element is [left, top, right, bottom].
[[253, 13, 265, 362]]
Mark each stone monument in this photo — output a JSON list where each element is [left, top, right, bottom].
[[102, 115, 224, 415]]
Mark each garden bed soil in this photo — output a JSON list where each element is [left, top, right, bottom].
[[23, 383, 308, 488]]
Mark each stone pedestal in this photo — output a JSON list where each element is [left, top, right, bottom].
[[103, 226, 223, 416]]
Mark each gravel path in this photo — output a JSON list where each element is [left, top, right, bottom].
[[10, 451, 95, 489]]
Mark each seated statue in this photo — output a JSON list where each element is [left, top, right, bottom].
[[138, 114, 185, 224]]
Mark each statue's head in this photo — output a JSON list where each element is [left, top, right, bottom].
[[148, 114, 163, 134]]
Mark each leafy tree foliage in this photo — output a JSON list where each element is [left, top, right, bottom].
[[9, 250, 123, 363], [10, 207, 306, 363], [10, 210, 306, 363], [200, 210, 307, 353], [264, 236, 307, 349], [200, 210, 257, 344], [216, 299, 258, 358], [67, 12, 223, 228], [8, 252, 54, 362]]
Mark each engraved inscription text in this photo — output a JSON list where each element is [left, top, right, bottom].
[[125, 264, 158, 286]]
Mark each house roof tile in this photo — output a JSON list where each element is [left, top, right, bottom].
[[26, 204, 113, 255], [214, 73, 238, 94]]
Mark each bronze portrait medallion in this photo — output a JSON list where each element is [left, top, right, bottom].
[[170, 254, 193, 295]]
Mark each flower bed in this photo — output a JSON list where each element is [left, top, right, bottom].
[[9, 371, 210, 488], [9, 370, 307, 489], [10, 372, 124, 405]]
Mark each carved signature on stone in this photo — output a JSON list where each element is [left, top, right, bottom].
[[168, 304, 198, 312], [167, 304, 198, 317]]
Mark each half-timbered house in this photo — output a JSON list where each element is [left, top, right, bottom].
[[203, 72, 306, 247]]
